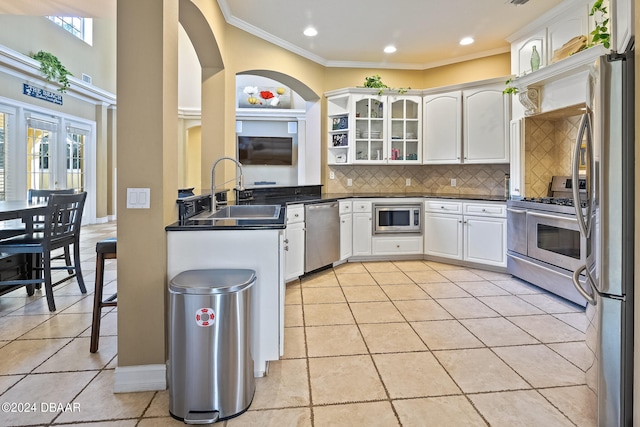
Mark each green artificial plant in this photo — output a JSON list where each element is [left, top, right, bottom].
[[30, 50, 72, 93], [362, 74, 410, 95], [589, 0, 610, 49], [503, 78, 518, 95]]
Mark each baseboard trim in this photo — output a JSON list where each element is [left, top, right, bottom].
[[114, 364, 167, 393]]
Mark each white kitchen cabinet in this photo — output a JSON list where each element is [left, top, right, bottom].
[[326, 88, 423, 165], [284, 205, 305, 282], [462, 85, 510, 163], [352, 201, 372, 256], [507, 1, 589, 76], [423, 91, 461, 164], [372, 235, 423, 256], [424, 212, 463, 260], [424, 199, 506, 267], [339, 201, 353, 260], [612, 0, 633, 53], [423, 81, 509, 165], [464, 215, 507, 267], [509, 118, 524, 198], [388, 94, 422, 163]]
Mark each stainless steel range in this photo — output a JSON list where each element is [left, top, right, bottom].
[[506, 176, 590, 306]]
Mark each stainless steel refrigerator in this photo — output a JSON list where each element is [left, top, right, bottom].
[[571, 47, 634, 426]]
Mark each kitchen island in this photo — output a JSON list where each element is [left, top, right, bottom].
[[166, 208, 286, 377]]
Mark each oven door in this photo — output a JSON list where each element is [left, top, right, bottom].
[[526, 210, 590, 272]]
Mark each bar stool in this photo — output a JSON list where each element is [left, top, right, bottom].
[[90, 237, 117, 353]]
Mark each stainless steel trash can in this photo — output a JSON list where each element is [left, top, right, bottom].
[[169, 269, 256, 424]]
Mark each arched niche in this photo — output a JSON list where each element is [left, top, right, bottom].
[[236, 70, 321, 186]]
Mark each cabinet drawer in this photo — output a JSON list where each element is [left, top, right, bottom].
[[286, 205, 305, 224], [463, 202, 506, 218], [339, 200, 352, 214], [424, 200, 463, 214], [352, 201, 372, 213], [372, 236, 423, 255]]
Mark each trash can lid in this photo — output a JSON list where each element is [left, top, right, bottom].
[[169, 269, 256, 295]]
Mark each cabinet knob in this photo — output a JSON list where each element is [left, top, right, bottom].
[[342, 220, 345, 223], [284, 245, 289, 251], [482, 209, 486, 212], [294, 213, 299, 217], [514, 188, 520, 192], [458, 220, 462, 223], [396, 245, 400, 248], [440, 206, 445, 209], [284, 239, 289, 244]]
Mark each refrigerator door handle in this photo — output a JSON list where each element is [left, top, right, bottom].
[[572, 112, 593, 238], [572, 265, 598, 305]]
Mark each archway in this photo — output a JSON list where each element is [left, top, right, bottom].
[[236, 70, 322, 186]]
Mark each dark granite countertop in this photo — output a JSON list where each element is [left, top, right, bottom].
[[167, 191, 506, 231], [165, 204, 286, 231]]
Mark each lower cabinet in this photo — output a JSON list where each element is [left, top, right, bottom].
[[424, 200, 506, 268], [424, 212, 463, 260], [372, 236, 423, 255], [340, 213, 353, 260], [352, 201, 373, 257], [284, 205, 305, 282], [464, 215, 507, 267]]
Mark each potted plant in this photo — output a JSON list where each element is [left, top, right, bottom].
[[30, 50, 72, 93]]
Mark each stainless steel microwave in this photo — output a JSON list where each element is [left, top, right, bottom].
[[373, 203, 421, 234]]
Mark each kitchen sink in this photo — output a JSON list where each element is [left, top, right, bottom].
[[208, 204, 281, 220]]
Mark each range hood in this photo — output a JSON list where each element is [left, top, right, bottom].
[[512, 45, 608, 116]]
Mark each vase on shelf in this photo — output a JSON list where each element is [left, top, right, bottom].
[[530, 46, 541, 72]]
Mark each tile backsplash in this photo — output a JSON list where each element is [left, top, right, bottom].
[[524, 115, 581, 197], [326, 164, 510, 196]]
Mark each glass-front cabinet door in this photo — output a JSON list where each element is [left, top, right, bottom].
[[389, 95, 421, 164], [353, 95, 386, 163]]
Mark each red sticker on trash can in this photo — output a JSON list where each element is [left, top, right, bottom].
[[195, 308, 215, 327]]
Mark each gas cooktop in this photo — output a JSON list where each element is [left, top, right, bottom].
[[519, 197, 588, 208], [508, 197, 588, 215]]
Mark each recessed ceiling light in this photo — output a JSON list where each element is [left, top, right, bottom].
[[303, 27, 318, 37], [384, 45, 397, 54], [460, 37, 474, 46]]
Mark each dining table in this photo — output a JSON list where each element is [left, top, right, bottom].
[[0, 200, 48, 235], [0, 200, 48, 297]]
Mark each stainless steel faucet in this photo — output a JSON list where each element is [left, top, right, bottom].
[[211, 156, 244, 212]]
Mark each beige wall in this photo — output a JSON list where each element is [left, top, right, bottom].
[[0, 15, 116, 93], [422, 53, 511, 88], [116, 0, 179, 367]]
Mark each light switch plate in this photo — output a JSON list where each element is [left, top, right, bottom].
[[127, 188, 150, 209], [406, 178, 411, 186], [347, 178, 353, 187], [451, 178, 457, 187]]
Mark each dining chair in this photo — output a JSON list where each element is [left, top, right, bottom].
[[0, 192, 87, 311], [28, 189, 76, 271]]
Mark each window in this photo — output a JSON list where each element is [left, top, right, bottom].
[[47, 16, 93, 45], [27, 120, 55, 191], [66, 129, 86, 192]]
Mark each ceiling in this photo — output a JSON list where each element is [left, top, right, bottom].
[[0, 0, 565, 69]]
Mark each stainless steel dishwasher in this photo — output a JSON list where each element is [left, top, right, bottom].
[[304, 202, 340, 273]]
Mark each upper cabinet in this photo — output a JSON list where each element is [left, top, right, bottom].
[[612, 0, 634, 53], [423, 80, 510, 165], [326, 88, 422, 165], [423, 91, 461, 164], [462, 84, 510, 164]]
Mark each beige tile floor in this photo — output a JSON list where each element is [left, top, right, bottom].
[[0, 222, 596, 426]]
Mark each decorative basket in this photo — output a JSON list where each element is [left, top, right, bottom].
[[551, 35, 587, 63]]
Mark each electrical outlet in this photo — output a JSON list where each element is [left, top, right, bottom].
[[347, 178, 353, 187], [329, 171, 335, 180], [406, 178, 411, 187], [451, 178, 457, 187]]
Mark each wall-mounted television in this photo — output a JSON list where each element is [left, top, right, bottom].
[[238, 136, 293, 166]]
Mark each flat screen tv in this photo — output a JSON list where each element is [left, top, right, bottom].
[[238, 136, 293, 165]]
